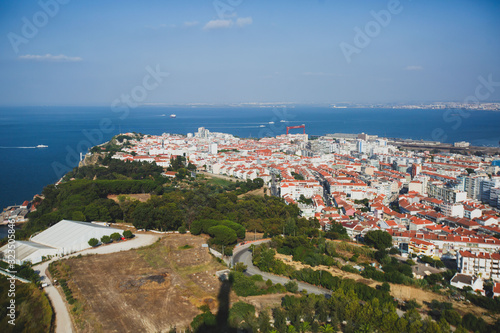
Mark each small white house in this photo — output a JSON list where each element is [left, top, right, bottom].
[[450, 273, 484, 294]]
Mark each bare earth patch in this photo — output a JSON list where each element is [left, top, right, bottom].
[[241, 293, 293, 313], [238, 187, 266, 198], [64, 234, 227, 332], [107, 193, 151, 203]]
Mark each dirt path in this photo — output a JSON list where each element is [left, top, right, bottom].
[[36, 260, 74, 333]]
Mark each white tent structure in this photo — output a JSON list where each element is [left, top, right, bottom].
[[0, 241, 58, 265], [0, 220, 122, 264], [31, 220, 122, 254]]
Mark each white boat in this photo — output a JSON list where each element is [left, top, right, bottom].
[[37, 144, 48, 148], [259, 125, 265, 127], [280, 120, 286, 123], [268, 121, 274, 124], [170, 114, 176, 118]]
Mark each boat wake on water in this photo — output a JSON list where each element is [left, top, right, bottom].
[[0, 145, 48, 149], [0, 146, 37, 149]]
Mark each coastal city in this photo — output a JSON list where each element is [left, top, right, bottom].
[[95, 128, 500, 284], [4, 127, 500, 284]]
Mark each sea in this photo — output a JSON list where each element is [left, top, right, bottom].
[[1, 105, 500, 227]]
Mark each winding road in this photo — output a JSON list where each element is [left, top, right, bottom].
[[232, 240, 331, 297], [232, 240, 407, 317]]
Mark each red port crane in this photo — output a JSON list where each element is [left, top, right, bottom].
[[286, 124, 305, 135]]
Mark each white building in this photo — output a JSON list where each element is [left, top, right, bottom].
[[450, 273, 484, 291], [408, 181, 424, 195], [481, 177, 500, 204], [457, 250, 500, 280], [208, 143, 218, 155], [280, 180, 323, 201], [196, 127, 210, 138], [463, 206, 482, 220], [427, 184, 467, 203], [457, 175, 488, 200], [440, 202, 464, 218], [357, 140, 365, 153]]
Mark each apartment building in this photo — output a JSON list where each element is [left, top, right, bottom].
[[457, 250, 500, 280]]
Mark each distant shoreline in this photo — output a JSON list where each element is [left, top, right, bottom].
[[1, 104, 500, 110]]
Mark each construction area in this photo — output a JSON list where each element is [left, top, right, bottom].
[[52, 233, 231, 332]]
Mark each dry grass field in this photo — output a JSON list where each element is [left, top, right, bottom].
[[60, 234, 228, 332]]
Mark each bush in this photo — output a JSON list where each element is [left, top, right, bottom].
[[178, 226, 187, 234], [406, 259, 416, 266], [380, 282, 390, 292], [110, 232, 121, 241], [88, 238, 99, 247], [123, 230, 134, 239], [228, 301, 256, 327], [342, 265, 358, 273], [442, 309, 462, 326], [230, 272, 265, 297], [233, 262, 247, 272], [389, 247, 400, 255], [190, 311, 216, 331], [285, 280, 299, 293], [101, 235, 111, 244]]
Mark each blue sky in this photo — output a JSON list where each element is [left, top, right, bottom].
[[0, 0, 499, 105]]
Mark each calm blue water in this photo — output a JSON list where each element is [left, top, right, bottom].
[[0, 106, 499, 210]]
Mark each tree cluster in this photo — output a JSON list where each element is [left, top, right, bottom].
[[363, 230, 393, 250]]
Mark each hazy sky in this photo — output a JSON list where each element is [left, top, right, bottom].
[[1, 0, 499, 106]]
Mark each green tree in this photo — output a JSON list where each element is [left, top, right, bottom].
[[208, 225, 237, 245], [123, 230, 133, 238], [88, 238, 99, 247], [258, 310, 272, 333], [442, 309, 462, 326], [101, 235, 111, 244], [110, 232, 121, 241], [228, 301, 256, 328], [363, 230, 393, 250], [234, 262, 247, 272], [272, 308, 286, 332], [84, 203, 101, 221], [71, 211, 86, 221]]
